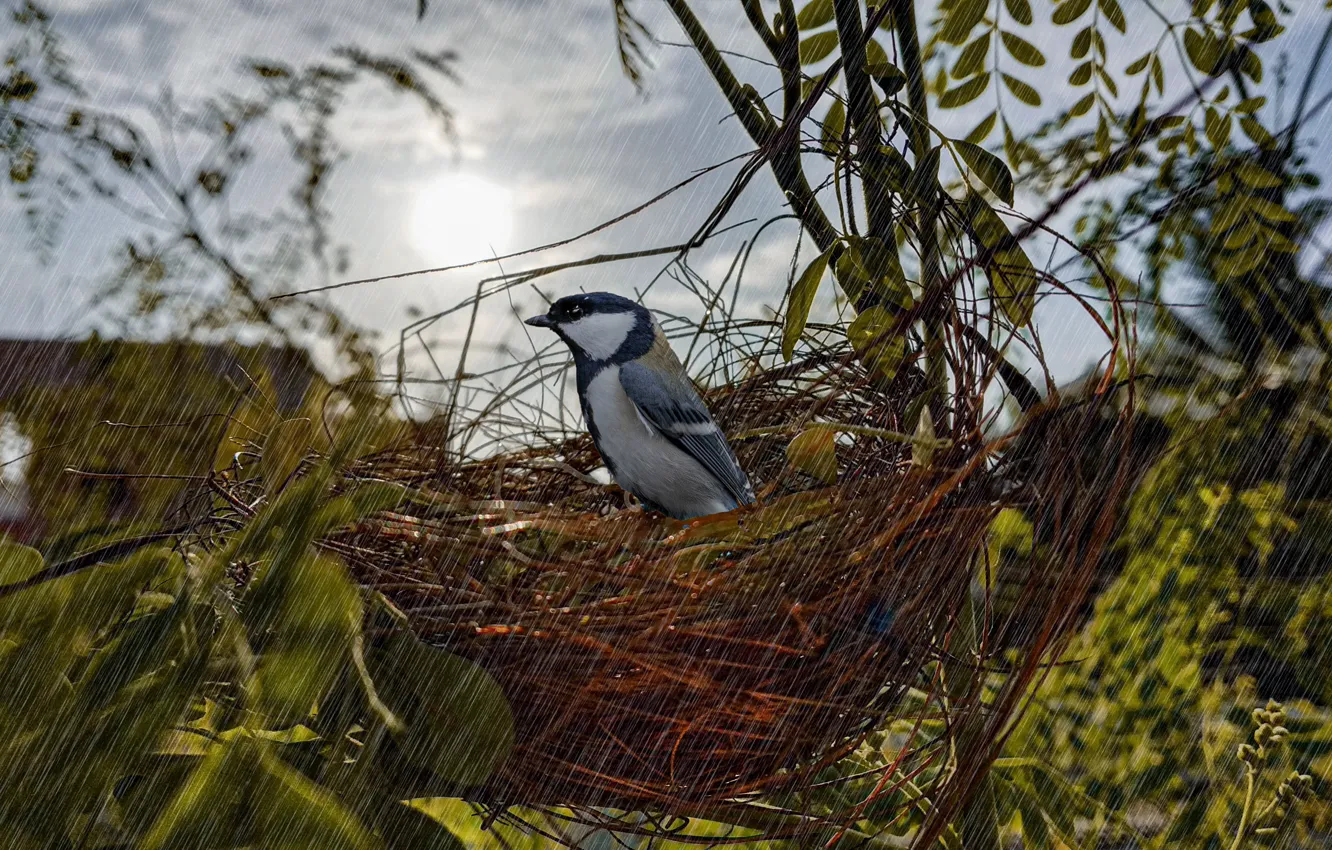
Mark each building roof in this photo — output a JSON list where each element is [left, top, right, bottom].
[[0, 338, 317, 413]]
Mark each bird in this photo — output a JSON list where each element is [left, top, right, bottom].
[[525, 292, 755, 520]]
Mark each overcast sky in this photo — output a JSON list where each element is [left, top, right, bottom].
[[3, 0, 1331, 400]]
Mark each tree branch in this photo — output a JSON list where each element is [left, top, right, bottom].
[[892, 0, 948, 417], [740, 0, 781, 59], [661, 0, 771, 145], [663, 0, 839, 254], [832, 0, 894, 242]]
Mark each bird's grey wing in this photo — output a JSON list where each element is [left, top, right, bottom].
[[618, 361, 754, 507]]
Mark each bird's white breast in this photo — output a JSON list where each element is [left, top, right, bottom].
[[585, 366, 736, 518]]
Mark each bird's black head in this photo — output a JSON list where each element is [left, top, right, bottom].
[[525, 292, 654, 361]]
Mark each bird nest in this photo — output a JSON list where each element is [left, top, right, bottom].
[[209, 333, 1141, 834]]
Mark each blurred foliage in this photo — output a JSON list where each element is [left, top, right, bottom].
[[1009, 409, 1332, 845], [2, 1, 458, 364], [0, 379, 512, 849], [0, 337, 322, 556]]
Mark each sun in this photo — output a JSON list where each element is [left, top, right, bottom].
[[410, 172, 515, 266]]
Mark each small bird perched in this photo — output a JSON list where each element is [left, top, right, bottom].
[[525, 292, 755, 519]]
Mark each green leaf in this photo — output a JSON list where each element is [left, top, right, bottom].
[[1210, 202, 1247, 236], [374, 802, 470, 850], [787, 428, 838, 485], [1265, 229, 1300, 254], [843, 235, 909, 303], [1204, 107, 1231, 149], [873, 144, 913, 188], [250, 552, 362, 725], [1069, 92, 1095, 118], [796, 0, 834, 31], [1001, 31, 1046, 66], [939, 73, 990, 108], [1125, 52, 1150, 75], [1017, 761, 1104, 843], [1002, 73, 1041, 106], [327, 385, 403, 467], [1096, 64, 1119, 97], [1222, 221, 1258, 250], [321, 480, 412, 531], [952, 33, 992, 79], [868, 61, 907, 95], [820, 99, 846, 152], [0, 540, 51, 630], [1236, 160, 1282, 189], [1052, 0, 1092, 25], [800, 31, 840, 64], [866, 38, 890, 69], [76, 552, 188, 707], [1069, 62, 1093, 86], [1183, 28, 1221, 75], [1, 542, 163, 642], [1219, 241, 1265, 277], [1071, 27, 1092, 59], [1016, 795, 1052, 850], [801, 66, 841, 100], [848, 306, 907, 382], [1239, 115, 1275, 149], [0, 539, 42, 586], [955, 139, 1015, 205], [964, 193, 1038, 327], [253, 741, 381, 849], [261, 417, 314, 497], [966, 111, 998, 143], [939, 0, 988, 45], [905, 144, 942, 207], [1237, 44, 1263, 82], [782, 247, 833, 361], [369, 629, 514, 786], [1248, 195, 1296, 224], [1004, 0, 1033, 26], [139, 739, 250, 850], [1234, 96, 1266, 114], [1097, 0, 1127, 32], [911, 406, 936, 467]]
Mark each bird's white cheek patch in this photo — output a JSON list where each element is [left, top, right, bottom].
[[562, 312, 637, 360]]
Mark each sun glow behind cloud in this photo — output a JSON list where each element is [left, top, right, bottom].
[[409, 172, 515, 267]]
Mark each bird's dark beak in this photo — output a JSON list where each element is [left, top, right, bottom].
[[525, 313, 555, 329]]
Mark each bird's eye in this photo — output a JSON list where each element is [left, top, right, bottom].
[[567, 305, 583, 318]]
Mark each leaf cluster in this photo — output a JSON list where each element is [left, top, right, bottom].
[[0, 378, 513, 849]]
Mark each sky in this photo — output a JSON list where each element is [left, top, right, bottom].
[[3, 0, 1331, 403]]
